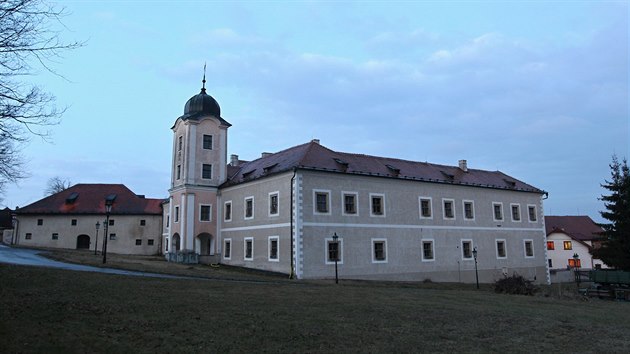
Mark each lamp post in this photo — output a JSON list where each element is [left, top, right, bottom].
[[332, 232, 339, 284], [102, 199, 113, 264], [573, 253, 581, 287], [472, 247, 479, 289], [94, 221, 100, 255]]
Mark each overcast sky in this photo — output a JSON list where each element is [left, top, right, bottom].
[[1, 1, 628, 222]]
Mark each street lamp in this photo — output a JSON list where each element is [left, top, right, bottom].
[[573, 253, 581, 287], [472, 246, 479, 289], [102, 197, 114, 264], [94, 221, 100, 255], [332, 232, 339, 284]]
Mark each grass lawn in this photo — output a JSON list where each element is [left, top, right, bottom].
[[1, 264, 629, 353]]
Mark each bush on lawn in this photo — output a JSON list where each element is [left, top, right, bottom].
[[494, 273, 538, 295]]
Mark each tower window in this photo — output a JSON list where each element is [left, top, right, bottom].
[[203, 135, 213, 150], [202, 164, 212, 179], [200, 205, 212, 222], [178, 136, 183, 151], [176, 165, 181, 180]]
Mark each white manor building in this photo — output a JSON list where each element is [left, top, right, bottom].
[[162, 81, 550, 284]]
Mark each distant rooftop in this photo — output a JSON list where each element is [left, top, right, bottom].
[[545, 215, 603, 241], [17, 184, 162, 215]]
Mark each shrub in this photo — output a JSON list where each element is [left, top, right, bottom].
[[494, 273, 538, 296]]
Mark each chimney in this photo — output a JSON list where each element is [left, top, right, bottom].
[[458, 159, 468, 172], [230, 154, 239, 166], [261, 152, 272, 158], [311, 139, 320, 144]]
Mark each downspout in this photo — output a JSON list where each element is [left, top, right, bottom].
[[11, 213, 19, 245], [290, 168, 297, 279]]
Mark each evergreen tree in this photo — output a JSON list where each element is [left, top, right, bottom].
[[592, 155, 630, 270]]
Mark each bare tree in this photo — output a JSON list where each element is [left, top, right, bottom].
[[45, 176, 71, 195], [0, 0, 82, 194]]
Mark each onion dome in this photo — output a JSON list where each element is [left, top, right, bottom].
[[177, 71, 231, 127], [184, 87, 221, 117]]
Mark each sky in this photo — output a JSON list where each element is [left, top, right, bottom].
[[1, 0, 628, 223]]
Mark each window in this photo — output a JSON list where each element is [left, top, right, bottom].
[[52, 233, 59, 240], [25, 233, 32, 240], [166, 216, 170, 228], [462, 240, 473, 259], [176, 165, 181, 180], [244, 237, 253, 261], [496, 239, 507, 258], [528, 205, 537, 222], [372, 239, 387, 263], [224, 201, 232, 222], [342, 192, 358, 215], [463, 200, 474, 220], [71, 219, 77, 226], [548, 259, 553, 268], [109, 219, 115, 226], [326, 237, 343, 264], [174, 206, 180, 222], [109, 233, 116, 240], [165, 238, 169, 252], [419, 197, 432, 218], [313, 190, 330, 214], [203, 134, 213, 150], [422, 240, 435, 261], [148, 239, 154, 246], [563, 241, 572, 250], [269, 192, 279, 216], [37, 219, 43, 226], [524, 240, 534, 258], [178, 136, 183, 151], [546, 241, 555, 250], [140, 219, 146, 226], [511, 204, 521, 222], [244, 197, 254, 219], [568, 258, 582, 268], [442, 199, 455, 219], [370, 194, 385, 217], [493, 202, 503, 221], [202, 164, 212, 179], [200, 205, 212, 222], [268, 236, 279, 262], [224, 239, 232, 260], [136, 239, 142, 246]]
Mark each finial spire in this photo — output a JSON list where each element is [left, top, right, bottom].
[[201, 62, 207, 93]]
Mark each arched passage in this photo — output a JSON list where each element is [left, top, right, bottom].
[[76, 234, 90, 250], [195, 233, 213, 255], [172, 233, 181, 252]]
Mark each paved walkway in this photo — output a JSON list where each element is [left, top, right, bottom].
[[0, 244, 184, 279]]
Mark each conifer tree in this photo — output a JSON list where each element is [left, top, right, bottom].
[[592, 155, 630, 270]]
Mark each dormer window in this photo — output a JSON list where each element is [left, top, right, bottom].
[[242, 170, 255, 179], [333, 158, 349, 167], [385, 164, 400, 176], [263, 163, 278, 174], [441, 171, 454, 180], [65, 192, 79, 204]]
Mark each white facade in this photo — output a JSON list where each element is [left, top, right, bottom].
[[163, 85, 550, 283]]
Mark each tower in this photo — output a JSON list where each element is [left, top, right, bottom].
[[166, 76, 231, 259]]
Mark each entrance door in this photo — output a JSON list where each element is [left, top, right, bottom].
[[76, 235, 90, 249]]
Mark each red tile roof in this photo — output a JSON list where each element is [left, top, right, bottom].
[[223, 140, 544, 194], [16, 184, 163, 215], [545, 216, 603, 241]]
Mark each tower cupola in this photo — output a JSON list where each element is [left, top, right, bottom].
[[183, 88, 221, 117]]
